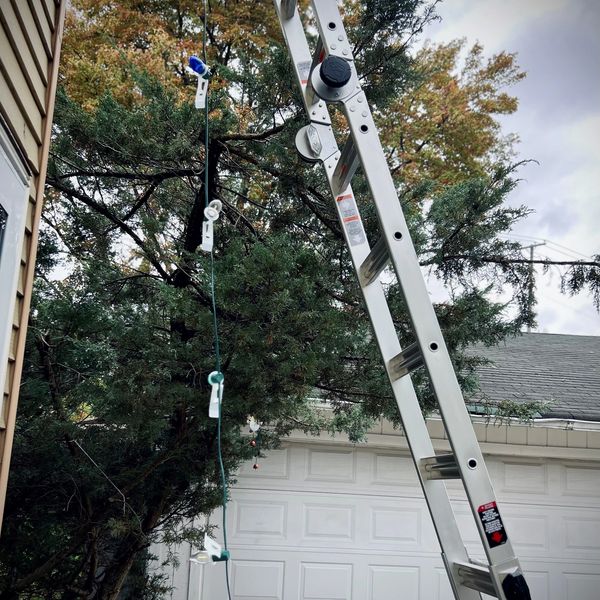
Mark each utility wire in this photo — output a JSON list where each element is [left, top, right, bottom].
[[71, 440, 143, 532], [500, 233, 593, 260]]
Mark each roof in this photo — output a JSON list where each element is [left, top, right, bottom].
[[469, 332, 600, 421]]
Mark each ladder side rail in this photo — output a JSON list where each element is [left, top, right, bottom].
[[273, 3, 482, 598], [273, 0, 330, 125]]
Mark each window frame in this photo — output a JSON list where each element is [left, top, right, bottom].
[[0, 125, 31, 424]]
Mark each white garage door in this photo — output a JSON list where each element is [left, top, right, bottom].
[[197, 442, 600, 600]]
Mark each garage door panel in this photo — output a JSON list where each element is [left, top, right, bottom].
[[562, 464, 600, 500], [564, 516, 600, 556], [503, 513, 549, 554], [367, 565, 419, 600], [453, 506, 485, 553], [238, 448, 290, 479], [370, 506, 422, 547], [234, 499, 288, 539], [520, 569, 550, 600], [433, 567, 455, 600], [501, 461, 548, 495], [303, 503, 354, 541], [300, 562, 353, 600], [306, 448, 356, 483], [231, 559, 285, 600], [372, 453, 419, 487], [565, 572, 600, 600]]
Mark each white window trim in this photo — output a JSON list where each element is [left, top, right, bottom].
[[0, 125, 31, 424]]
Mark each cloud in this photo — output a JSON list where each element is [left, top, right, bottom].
[[428, 0, 569, 51]]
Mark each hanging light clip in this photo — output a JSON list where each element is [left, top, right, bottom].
[[186, 55, 211, 109], [200, 200, 222, 253], [189, 534, 230, 563], [208, 370, 224, 419]]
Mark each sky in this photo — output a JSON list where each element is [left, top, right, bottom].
[[423, 0, 600, 335]]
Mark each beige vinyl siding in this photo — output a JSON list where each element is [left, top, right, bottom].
[[0, 0, 65, 530], [1, 3, 48, 113]]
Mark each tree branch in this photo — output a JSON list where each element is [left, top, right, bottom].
[[218, 123, 286, 142], [46, 178, 171, 281]]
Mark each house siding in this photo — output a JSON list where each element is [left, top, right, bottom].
[[0, 0, 65, 530]]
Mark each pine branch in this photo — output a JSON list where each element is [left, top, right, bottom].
[[46, 178, 171, 281]]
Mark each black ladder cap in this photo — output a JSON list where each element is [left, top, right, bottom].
[[320, 56, 351, 88]]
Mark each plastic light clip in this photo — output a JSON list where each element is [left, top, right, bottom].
[[186, 56, 211, 109], [208, 370, 224, 419], [200, 200, 223, 253], [195, 77, 209, 109], [189, 534, 230, 564]]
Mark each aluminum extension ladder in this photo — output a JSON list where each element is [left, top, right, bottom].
[[274, 2, 532, 599]]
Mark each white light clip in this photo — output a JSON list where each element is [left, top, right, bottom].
[[200, 200, 223, 253], [186, 65, 209, 109]]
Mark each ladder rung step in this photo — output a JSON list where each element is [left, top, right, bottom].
[[333, 135, 359, 194], [455, 562, 497, 597], [388, 341, 423, 380], [359, 237, 389, 286], [421, 453, 460, 480], [282, 0, 297, 19]]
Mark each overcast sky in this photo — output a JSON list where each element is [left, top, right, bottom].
[[423, 0, 600, 335]]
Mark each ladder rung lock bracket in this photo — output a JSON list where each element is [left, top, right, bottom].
[[455, 562, 497, 597], [388, 342, 423, 380], [281, 0, 297, 19], [359, 238, 389, 287], [333, 136, 359, 194], [421, 453, 460, 480]]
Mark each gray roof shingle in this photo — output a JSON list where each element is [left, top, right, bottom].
[[468, 333, 600, 421]]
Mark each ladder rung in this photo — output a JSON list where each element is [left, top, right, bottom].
[[282, 0, 297, 19], [359, 237, 389, 286], [455, 562, 497, 597], [332, 135, 359, 194], [421, 453, 460, 480], [388, 342, 423, 380]]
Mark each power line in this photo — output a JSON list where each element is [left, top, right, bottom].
[[500, 233, 593, 260]]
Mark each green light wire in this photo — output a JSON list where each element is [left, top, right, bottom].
[[201, 2, 232, 598]]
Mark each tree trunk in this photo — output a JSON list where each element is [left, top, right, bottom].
[[96, 539, 141, 600]]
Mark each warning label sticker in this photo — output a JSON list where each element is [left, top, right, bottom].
[[478, 501, 508, 548], [297, 61, 311, 84], [336, 194, 366, 246]]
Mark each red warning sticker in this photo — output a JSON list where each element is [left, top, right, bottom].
[[478, 501, 507, 548]]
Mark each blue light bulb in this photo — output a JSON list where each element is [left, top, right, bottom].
[[189, 55, 209, 76]]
